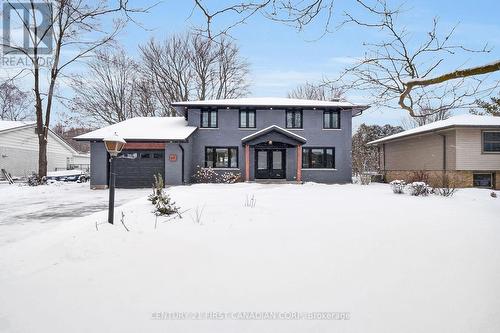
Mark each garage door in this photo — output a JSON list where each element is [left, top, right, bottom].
[[114, 150, 165, 188]]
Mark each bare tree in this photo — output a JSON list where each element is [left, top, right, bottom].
[[0, 81, 33, 121], [71, 50, 139, 125], [401, 108, 451, 129], [287, 82, 344, 101], [191, 0, 336, 39], [52, 123, 93, 153], [139, 33, 250, 114], [333, 0, 499, 120], [192, 1, 500, 120], [0, 0, 150, 177]]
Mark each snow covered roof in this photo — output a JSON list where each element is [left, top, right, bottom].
[[369, 115, 500, 145], [74, 117, 197, 142], [241, 125, 307, 144], [172, 97, 369, 114], [0, 120, 34, 132]]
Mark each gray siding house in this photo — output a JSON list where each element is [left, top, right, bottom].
[[76, 97, 368, 188]]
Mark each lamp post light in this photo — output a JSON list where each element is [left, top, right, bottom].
[[103, 132, 126, 224]]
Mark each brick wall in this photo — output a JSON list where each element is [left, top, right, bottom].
[[384, 170, 474, 188]]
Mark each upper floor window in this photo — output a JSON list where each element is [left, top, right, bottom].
[[483, 131, 500, 153], [286, 110, 302, 129], [201, 109, 218, 128], [239, 110, 256, 128], [205, 147, 238, 168], [302, 147, 335, 169], [323, 111, 340, 129]]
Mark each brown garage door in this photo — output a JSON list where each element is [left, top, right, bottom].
[[114, 150, 165, 188]]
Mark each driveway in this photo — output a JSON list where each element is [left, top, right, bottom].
[[0, 182, 149, 245]]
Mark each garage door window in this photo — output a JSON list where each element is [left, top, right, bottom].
[[118, 152, 138, 159], [118, 152, 163, 159]]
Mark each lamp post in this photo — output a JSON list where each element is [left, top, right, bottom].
[[103, 132, 126, 224]]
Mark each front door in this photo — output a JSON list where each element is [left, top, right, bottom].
[[255, 149, 286, 179]]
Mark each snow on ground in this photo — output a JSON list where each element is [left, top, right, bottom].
[[0, 182, 150, 245], [0, 183, 499, 333]]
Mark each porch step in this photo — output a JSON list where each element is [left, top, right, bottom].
[[252, 179, 302, 184]]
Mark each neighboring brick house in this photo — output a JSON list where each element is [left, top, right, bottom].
[[75, 97, 368, 188], [369, 115, 500, 189]]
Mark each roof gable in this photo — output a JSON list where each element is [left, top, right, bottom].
[[241, 125, 307, 145]]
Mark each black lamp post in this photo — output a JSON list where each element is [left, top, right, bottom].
[[103, 132, 126, 224]]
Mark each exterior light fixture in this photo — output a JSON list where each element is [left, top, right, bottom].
[[103, 132, 126, 224]]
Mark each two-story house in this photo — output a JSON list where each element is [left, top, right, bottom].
[[76, 97, 368, 188]]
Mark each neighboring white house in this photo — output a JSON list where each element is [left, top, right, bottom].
[[0, 120, 90, 178]]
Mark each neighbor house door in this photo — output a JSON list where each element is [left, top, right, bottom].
[[255, 149, 286, 179]]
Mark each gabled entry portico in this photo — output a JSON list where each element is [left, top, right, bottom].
[[241, 125, 307, 182]]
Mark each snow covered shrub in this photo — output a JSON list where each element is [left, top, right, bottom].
[[27, 174, 46, 186], [407, 182, 433, 196], [148, 174, 181, 217], [434, 174, 457, 197], [390, 180, 406, 194], [220, 171, 242, 184], [491, 192, 497, 198], [359, 173, 371, 185], [191, 166, 241, 183], [191, 166, 220, 183]]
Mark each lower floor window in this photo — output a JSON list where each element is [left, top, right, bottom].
[[302, 147, 335, 168], [205, 147, 238, 168], [473, 173, 493, 188]]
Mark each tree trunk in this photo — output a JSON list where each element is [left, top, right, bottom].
[[38, 128, 48, 178]]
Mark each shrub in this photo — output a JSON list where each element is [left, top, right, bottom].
[[359, 173, 371, 185], [434, 174, 457, 197], [191, 166, 241, 184], [390, 180, 406, 194], [148, 174, 181, 217], [491, 192, 497, 198], [407, 182, 433, 196], [27, 174, 46, 186], [220, 171, 242, 184], [191, 166, 219, 183]]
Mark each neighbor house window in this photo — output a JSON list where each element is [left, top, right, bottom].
[[473, 173, 493, 188], [483, 131, 500, 152], [239, 110, 256, 128], [205, 147, 238, 168], [201, 109, 218, 128], [286, 110, 303, 128], [302, 147, 335, 168], [323, 110, 340, 129]]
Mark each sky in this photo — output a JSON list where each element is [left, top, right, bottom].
[[3, 0, 500, 128]]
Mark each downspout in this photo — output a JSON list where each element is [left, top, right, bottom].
[[178, 144, 185, 184], [440, 134, 447, 186], [382, 143, 386, 171]]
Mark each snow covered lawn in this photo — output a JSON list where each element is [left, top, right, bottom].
[[0, 183, 499, 332]]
